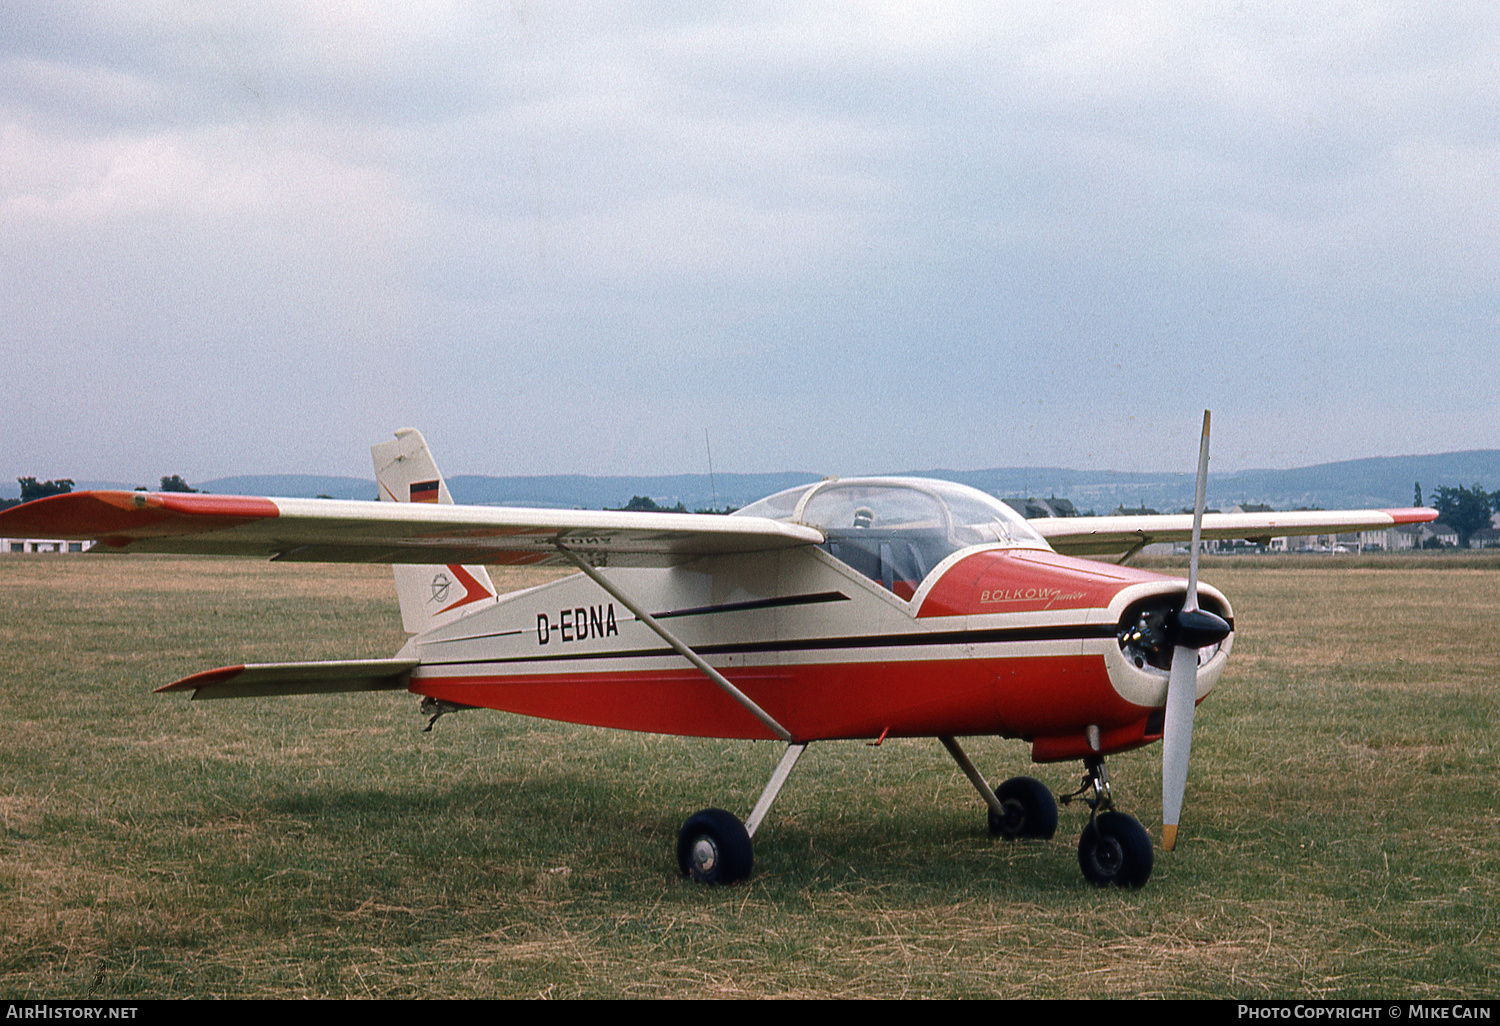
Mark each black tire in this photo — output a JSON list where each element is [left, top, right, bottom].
[[1078, 811, 1153, 888], [988, 776, 1058, 840], [676, 808, 753, 884]]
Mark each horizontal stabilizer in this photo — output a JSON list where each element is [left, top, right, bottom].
[[158, 658, 420, 700]]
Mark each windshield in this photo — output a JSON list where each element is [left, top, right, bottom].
[[734, 478, 1049, 598]]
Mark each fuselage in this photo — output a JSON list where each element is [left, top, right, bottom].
[[403, 477, 1233, 761]]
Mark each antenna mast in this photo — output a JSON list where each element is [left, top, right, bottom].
[[705, 429, 719, 513]]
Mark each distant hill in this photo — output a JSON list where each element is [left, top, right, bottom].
[[0, 479, 142, 499], [1207, 452, 1500, 510], [446, 472, 823, 511], [0, 474, 377, 501], [901, 452, 1500, 513], [9, 451, 1499, 512], [196, 475, 376, 501], [182, 472, 824, 509]]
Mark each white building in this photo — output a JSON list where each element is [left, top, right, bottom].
[[2, 538, 90, 553]]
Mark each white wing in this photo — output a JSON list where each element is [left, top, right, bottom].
[[1032, 508, 1438, 558], [0, 490, 824, 567]]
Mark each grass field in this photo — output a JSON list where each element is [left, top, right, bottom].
[[1, 554, 1496, 998]]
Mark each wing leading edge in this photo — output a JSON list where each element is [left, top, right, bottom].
[[0, 490, 825, 567], [1033, 507, 1439, 558]]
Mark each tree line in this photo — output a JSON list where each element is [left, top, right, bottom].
[[1421, 482, 1497, 549], [2, 475, 200, 512]]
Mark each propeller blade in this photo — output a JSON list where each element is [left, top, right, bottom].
[[1161, 643, 1198, 851], [1184, 409, 1210, 614], [1163, 409, 1212, 852]]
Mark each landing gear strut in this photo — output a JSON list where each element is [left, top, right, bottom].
[[1061, 756, 1153, 888]]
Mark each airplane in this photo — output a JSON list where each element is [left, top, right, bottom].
[[0, 418, 1438, 888]]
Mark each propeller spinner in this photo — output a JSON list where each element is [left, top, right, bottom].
[[1160, 411, 1232, 852]]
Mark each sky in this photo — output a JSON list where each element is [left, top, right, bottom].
[[3, 2, 1497, 486]]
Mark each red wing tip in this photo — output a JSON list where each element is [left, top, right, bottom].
[[0, 490, 279, 540], [1382, 508, 1439, 525], [156, 665, 247, 693]]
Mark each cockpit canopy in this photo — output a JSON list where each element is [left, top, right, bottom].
[[734, 478, 1051, 599]]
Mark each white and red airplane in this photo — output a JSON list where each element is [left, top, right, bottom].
[[0, 420, 1437, 887]]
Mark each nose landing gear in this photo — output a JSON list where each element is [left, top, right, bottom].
[[1061, 756, 1153, 888]]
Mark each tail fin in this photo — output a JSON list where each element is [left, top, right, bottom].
[[372, 428, 498, 634]]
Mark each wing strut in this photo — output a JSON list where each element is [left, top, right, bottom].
[[1113, 537, 1149, 566], [744, 742, 808, 838], [554, 546, 794, 742]]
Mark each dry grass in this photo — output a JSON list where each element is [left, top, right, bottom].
[[0, 554, 1495, 998]]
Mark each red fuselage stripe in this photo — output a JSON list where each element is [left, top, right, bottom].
[[411, 654, 1146, 745]]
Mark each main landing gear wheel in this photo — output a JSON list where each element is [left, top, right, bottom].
[[1078, 811, 1153, 888], [677, 808, 753, 885], [988, 776, 1058, 840]]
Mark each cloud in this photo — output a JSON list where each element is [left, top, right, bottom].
[[2, 3, 1497, 482]]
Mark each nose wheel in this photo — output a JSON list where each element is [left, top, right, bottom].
[[1077, 811, 1153, 887]]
